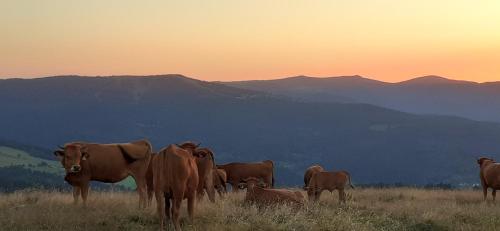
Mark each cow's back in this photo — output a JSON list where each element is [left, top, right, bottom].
[[153, 145, 198, 194], [310, 171, 348, 190], [220, 162, 273, 182], [118, 140, 152, 160], [83, 143, 132, 182], [304, 165, 324, 187]]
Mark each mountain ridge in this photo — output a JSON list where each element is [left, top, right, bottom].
[[1, 75, 500, 186], [225, 75, 500, 122]]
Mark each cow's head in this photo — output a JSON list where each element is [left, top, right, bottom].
[[477, 157, 495, 167], [238, 177, 266, 190], [193, 148, 216, 167], [177, 141, 200, 152], [54, 144, 89, 173]]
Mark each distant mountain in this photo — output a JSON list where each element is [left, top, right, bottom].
[[1, 75, 500, 186], [226, 75, 500, 123]]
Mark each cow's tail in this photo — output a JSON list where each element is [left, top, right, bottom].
[[346, 172, 355, 189], [269, 160, 275, 187]]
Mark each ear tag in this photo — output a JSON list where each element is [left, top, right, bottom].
[[82, 156, 87, 161]]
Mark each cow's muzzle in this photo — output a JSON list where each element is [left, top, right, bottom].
[[70, 165, 81, 173]]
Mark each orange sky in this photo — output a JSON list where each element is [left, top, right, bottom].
[[1, 0, 499, 82]]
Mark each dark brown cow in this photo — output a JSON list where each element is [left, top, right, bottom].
[[303, 165, 324, 189], [54, 140, 152, 207], [477, 157, 500, 201], [178, 142, 216, 203], [239, 177, 304, 206], [217, 160, 274, 192], [153, 144, 199, 231], [307, 170, 354, 203], [213, 168, 227, 197]]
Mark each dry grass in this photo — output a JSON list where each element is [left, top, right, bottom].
[[1, 188, 499, 230]]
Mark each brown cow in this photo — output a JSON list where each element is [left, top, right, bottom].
[[239, 177, 304, 206], [178, 142, 216, 203], [303, 165, 324, 189], [54, 140, 152, 207], [213, 168, 227, 197], [307, 170, 354, 203], [217, 160, 274, 192], [145, 143, 219, 206], [477, 157, 500, 201], [153, 144, 199, 231]]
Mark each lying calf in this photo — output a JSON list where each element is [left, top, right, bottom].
[[239, 177, 304, 206]]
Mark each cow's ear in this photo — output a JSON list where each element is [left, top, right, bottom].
[[82, 152, 89, 161], [54, 150, 64, 160], [81, 146, 89, 160]]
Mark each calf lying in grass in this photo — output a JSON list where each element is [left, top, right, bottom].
[[238, 177, 305, 206]]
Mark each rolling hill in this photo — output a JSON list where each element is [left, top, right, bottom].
[[225, 75, 500, 123], [1, 75, 499, 186]]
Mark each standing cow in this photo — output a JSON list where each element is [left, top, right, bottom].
[[303, 165, 324, 190], [178, 142, 216, 203], [153, 144, 199, 231], [217, 160, 275, 192], [477, 157, 500, 201], [54, 140, 152, 207], [146, 142, 221, 206], [307, 170, 354, 203]]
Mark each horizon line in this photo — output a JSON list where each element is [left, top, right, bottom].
[[1, 73, 499, 84]]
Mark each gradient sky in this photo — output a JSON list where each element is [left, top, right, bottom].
[[1, 0, 499, 82]]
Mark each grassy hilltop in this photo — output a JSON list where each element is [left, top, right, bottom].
[[1, 188, 499, 231]]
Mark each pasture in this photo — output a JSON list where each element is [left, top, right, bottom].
[[1, 188, 499, 231]]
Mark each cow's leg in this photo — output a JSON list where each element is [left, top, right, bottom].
[[171, 198, 182, 231], [171, 184, 187, 231], [131, 174, 148, 209], [231, 182, 239, 192], [147, 190, 154, 207], [155, 191, 165, 231], [338, 189, 346, 203], [216, 186, 224, 198], [164, 192, 171, 220], [493, 190, 496, 202], [315, 189, 322, 202], [72, 186, 81, 205], [197, 188, 205, 202], [187, 190, 196, 222], [223, 184, 227, 194], [483, 186, 488, 201], [264, 175, 273, 188], [81, 183, 89, 207], [204, 174, 216, 203]]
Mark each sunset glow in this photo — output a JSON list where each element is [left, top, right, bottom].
[[1, 0, 499, 82]]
